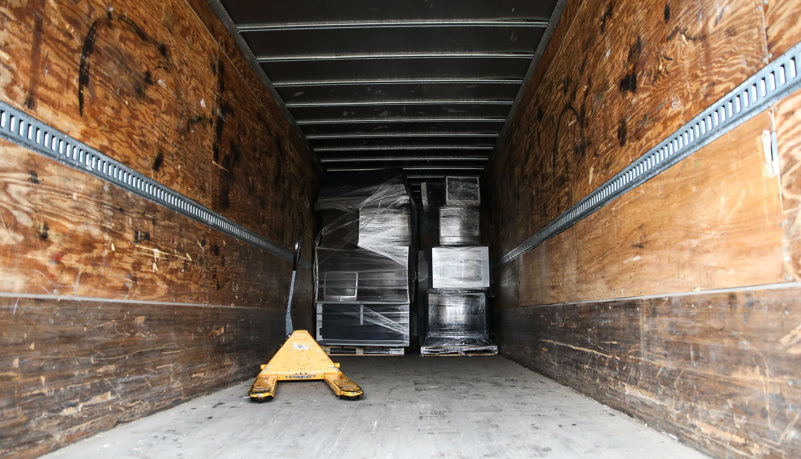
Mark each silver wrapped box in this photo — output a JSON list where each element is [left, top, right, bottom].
[[426, 290, 488, 340], [316, 303, 410, 346], [439, 206, 480, 246], [315, 247, 410, 303], [431, 246, 490, 289], [358, 207, 411, 248], [445, 176, 480, 206]]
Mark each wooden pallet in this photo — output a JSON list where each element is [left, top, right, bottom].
[[323, 346, 405, 356], [420, 344, 499, 357]]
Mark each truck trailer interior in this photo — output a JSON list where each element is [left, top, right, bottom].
[[1, 0, 800, 457]]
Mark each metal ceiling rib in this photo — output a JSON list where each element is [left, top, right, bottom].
[[210, 0, 565, 193]]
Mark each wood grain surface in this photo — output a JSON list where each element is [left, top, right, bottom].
[[0, 0, 321, 456], [764, 0, 801, 63], [498, 286, 801, 458], [776, 89, 801, 281], [487, 0, 768, 256], [0, 0, 321, 247], [509, 111, 784, 306], [488, 1, 801, 457], [0, 297, 285, 459]]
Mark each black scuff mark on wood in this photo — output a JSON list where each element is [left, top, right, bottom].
[[25, 0, 47, 110], [29, 170, 40, 184], [152, 151, 164, 172], [78, 19, 100, 116], [600, 3, 613, 35], [135, 230, 151, 243], [181, 115, 207, 135], [38, 221, 49, 241], [664, 3, 671, 23], [679, 29, 707, 42], [211, 59, 230, 164], [273, 136, 284, 186], [617, 119, 628, 147], [552, 104, 586, 182], [218, 139, 242, 210], [627, 37, 643, 64], [666, 26, 680, 41], [78, 11, 171, 116], [619, 38, 642, 95]]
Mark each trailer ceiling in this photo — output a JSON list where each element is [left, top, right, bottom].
[[208, 0, 565, 195]]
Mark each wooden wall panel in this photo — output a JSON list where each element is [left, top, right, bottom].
[[0, 0, 321, 456], [487, 0, 767, 257], [513, 112, 783, 306], [0, 140, 315, 308], [765, 0, 801, 62], [0, 140, 212, 303], [208, 56, 319, 249], [0, 297, 285, 459], [488, 0, 801, 457], [0, 0, 218, 206], [0, 0, 321, 245], [498, 287, 801, 458], [776, 90, 801, 281]]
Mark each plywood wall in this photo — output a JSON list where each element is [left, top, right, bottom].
[[0, 0, 321, 456], [486, 0, 801, 456]]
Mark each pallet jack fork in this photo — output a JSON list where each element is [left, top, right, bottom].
[[248, 330, 363, 400], [248, 239, 363, 401]]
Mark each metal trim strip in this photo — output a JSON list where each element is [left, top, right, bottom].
[[496, 41, 801, 267], [238, 19, 549, 32], [320, 156, 489, 163], [326, 166, 485, 173], [306, 132, 500, 140], [297, 117, 506, 125], [0, 101, 313, 269], [258, 52, 535, 63], [315, 145, 494, 152], [272, 78, 523, 87], [285, 99, 514, 108]]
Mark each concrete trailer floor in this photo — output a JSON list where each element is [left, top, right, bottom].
[[47, 355, 706, 458]]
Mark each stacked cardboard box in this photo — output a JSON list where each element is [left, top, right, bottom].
[[420, 177, 498, 355], [314, 174, 416, 347]]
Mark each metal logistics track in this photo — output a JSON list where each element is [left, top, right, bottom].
[[498, 41, 801, 267], [0, 101, 312, 269]]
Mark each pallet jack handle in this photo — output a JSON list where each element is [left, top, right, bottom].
[[249, 236, 363, 401], [285, 238, 302, 337]]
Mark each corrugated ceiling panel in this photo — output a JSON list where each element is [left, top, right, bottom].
[[209, 0, 566, 191]]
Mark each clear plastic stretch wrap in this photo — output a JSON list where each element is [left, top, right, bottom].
[[315, 177, 410, 214], [445, 176, 480, 206], [313, 173, 416, 348], [316, 303, 410, 346], [426, 290, 488, 340], [439, 206, 480, 246], [315, 247, 410, 303], [315, 176, 412, 255], [421, 289, 497, 355], [431, 246, 490, 289]]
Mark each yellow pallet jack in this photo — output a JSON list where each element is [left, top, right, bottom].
[[248, 239, 363, 401]]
